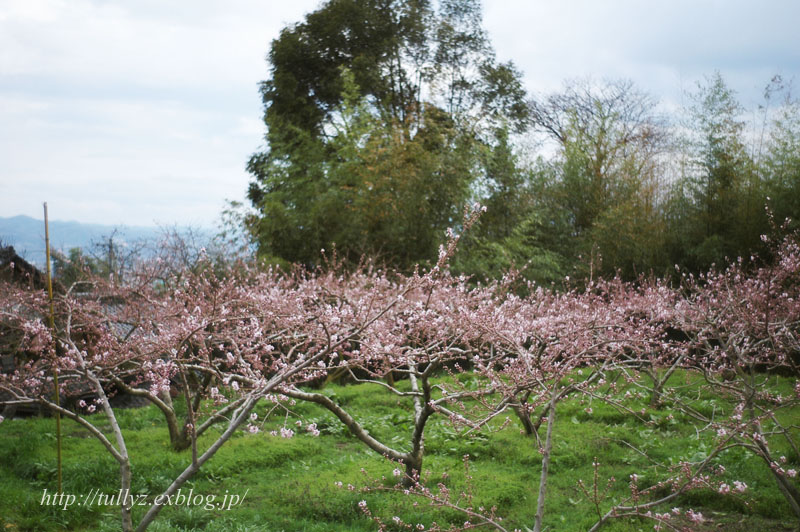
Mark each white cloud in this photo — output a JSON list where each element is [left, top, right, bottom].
[[0, 0, 321, 226], [483, 0, 800, 107], [1, 0, 798, 227]]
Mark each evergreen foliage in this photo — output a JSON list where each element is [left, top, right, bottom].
[[246, 2, 800, 282]]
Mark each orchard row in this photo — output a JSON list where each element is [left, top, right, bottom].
[[1, 210, 799, 531]]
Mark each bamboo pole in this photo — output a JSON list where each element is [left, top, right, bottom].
[[44, 202, 62, 493]]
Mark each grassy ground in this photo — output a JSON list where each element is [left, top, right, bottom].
[[0, 372, 798, 531]]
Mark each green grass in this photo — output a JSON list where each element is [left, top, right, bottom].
[[0, 372, 798, 531]]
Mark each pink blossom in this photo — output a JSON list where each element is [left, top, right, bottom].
[[686, 509, 704, 523]]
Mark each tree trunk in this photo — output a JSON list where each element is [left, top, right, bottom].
[[649, 380, 663, 408], [157, 390, 191, 451], [534, 398, 557, 532], [166, 413, 191, 451], [134, 395, 261, 532], [403, 454, 422, 486], [1, 402, 17, 419], [153, 390, 189, 451], [514, 404, 536, 436], [755, 438, 800, 520], [119, 460, 133, 532]]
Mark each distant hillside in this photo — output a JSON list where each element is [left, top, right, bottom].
[[0, 215, 168, 266]]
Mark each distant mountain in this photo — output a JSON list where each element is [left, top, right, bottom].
[[0, 215, 168, 266]]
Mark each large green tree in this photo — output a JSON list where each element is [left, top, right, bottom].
[[665, 72, 762, 272], [763, 77, 800, 231], [453, 79, 671, 284], [526, 79, 669, 279], [246, 0, 528, 269]]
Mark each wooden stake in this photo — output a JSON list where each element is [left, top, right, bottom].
[[44, 202, 62, 493]]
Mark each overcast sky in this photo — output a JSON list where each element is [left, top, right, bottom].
[[1, 0, 799, 228]]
